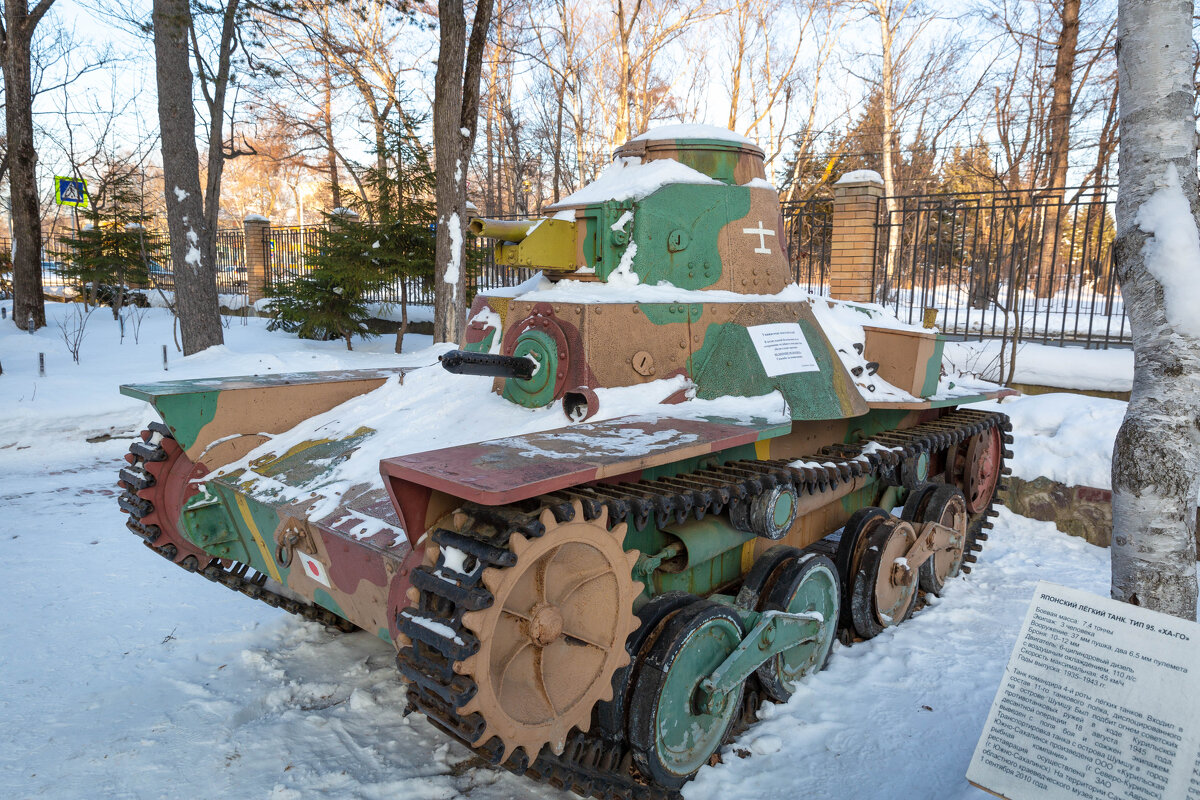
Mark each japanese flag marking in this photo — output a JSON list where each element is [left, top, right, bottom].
[[296, 551, 331, 588]]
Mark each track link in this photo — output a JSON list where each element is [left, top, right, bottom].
[[399, 408, 1011, 799], [116, 430, 355, 632]]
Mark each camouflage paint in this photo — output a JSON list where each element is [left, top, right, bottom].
[[120, 130, 1014, 683], [502, 329, 561, 408], [154, 391, 219, 451], [639, 303, 703, 326], [626, 184, 750, 289], [920, 339, 946, 398], [688, 317, 860, 420]]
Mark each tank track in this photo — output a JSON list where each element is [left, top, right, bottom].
[[398, 408, 1012, 800], [116, 426, 355, 632]]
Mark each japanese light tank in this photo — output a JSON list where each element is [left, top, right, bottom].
[[116, 125, 1013, 799]]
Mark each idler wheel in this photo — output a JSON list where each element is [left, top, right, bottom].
[[947, 426, 1003, 513], [120, 428, 210, 565], [629, 600, 745, 789], [754, 553, 840, 702], [456, 503, 641, 762]]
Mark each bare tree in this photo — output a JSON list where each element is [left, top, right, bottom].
[[153, 0, 223, 354], [1109, 0, 1200, 617], [433, 0, 493, 344], [721, 0, 820, 167], [2, 0, 57, 332], [609, 0, 716, 147]]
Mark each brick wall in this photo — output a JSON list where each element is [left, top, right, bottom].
[[828, 178, 883, 303]]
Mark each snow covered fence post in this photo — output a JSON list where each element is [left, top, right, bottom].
[[830, 171, 884, 304], [1110, 0, 1200, 618], [243, 215, 271, 304]]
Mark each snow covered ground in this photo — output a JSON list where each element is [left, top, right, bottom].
[[945, 338, 1133, 393], [0, 300, 1123, 799], [970, 393, 1127, 490]]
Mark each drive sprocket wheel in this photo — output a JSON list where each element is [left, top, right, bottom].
[[456, 502, 642, 762]]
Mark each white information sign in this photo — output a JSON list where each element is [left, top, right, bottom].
[[968, 581, 1200, 800], [747, 323, 820, 377]]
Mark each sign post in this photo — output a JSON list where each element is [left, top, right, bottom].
[[968, 581, 1200, 799]]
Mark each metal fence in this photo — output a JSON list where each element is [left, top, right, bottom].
[[263, 219, 533, 305], [39, 229, 250, 298], [872, 185, 1126, 348], [780, 198, 833, 293], [26, 193, 1129, 350]]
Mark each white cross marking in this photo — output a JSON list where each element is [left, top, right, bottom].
[[742, 220, 776, 255]]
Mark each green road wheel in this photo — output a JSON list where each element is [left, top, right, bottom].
[[595, 590, 695, 740], [733, 544, 801, 610], [755, 553, 841, 702], [629, 601, 745, 789]]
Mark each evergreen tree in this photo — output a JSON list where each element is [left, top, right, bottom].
[[56, 165, 160, 318], [266, 114, 436, 351]]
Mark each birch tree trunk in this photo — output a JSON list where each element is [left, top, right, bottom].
[[875, 1, 901, 277], [153, 0, 223, 355], [433, 0, 493, 344], [1110, 0, 1200, 618]]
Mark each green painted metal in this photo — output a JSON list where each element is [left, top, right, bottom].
[[920, 337, 946, 398], [153, 391, 219, 451], [772, 490, 794, 528], [178, 489, 251, 563], [665, 140, 748, 184], [662, 516, 754, 570], [502, 329, 559, 408], [915, 451, 930, 481], [877, 484, 906, 514], [639, 303, 703, 326], [699, 609, 824, 700], [844, 409, 911, 442], [462, 328, 495, 354], [652, 613, 743, 777], [238, 428, 374, 486], [626, 184, 751, 288], [689, 318, 857, 420], [313, 588, 348, 618], [757, 560, 840, 693]]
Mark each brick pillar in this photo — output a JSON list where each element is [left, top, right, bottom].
[[243, 215, 270, 302], [829, 172, 884, 303]]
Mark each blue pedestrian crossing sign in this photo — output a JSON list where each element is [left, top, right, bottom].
[[54, 176, 89, 208]]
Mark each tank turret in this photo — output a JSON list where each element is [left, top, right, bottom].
[[473, 126, 789, 292]]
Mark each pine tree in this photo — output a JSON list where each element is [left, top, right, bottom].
[[266, 116, 436, 351], [56, 165, 160, 318]]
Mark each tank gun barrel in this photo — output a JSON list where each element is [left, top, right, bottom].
[[439, 350, 536, 381], [468, 218, 537, 242]]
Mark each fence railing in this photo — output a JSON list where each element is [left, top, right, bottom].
[[38, 229, 250, 298], [871, 185, 1127, 348], [780, 198, 832, 294], [262, 218, 531, 305], [26, 191, 1130, 351]]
